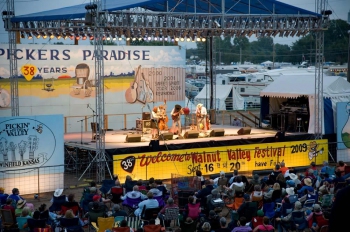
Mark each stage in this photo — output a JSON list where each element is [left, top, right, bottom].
[[64, 125, 313, 156]]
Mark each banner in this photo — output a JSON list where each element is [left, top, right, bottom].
[[113, 139, 328, 182], [0, 45, 186, 132]]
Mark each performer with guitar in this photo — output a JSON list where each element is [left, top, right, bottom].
[[170, 104, 184, 135], [196, 103, 208, 131]]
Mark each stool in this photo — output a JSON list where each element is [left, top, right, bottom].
[[296, 118, 303, 132]]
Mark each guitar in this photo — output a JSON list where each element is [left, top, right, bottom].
[[158, 100, 168, 130], [28, 135, 38, 160], [171, 106, 184, 121], [125, 65, 141, 103], [18, 140, 28, 161], [9, 141, 17, 161], [141, 72, 154, 102], [0, 139, 9, 161]]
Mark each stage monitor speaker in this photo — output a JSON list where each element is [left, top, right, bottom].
[[237, 127, 251, 135], [184, 131, 199, 139], [160, 132, 174, 140], [142, 112, 151, 120], [210, 129, 225, 137], [275, 131, 285, 142], [149, 139, 160, 151], [126, 134, 141, 142]]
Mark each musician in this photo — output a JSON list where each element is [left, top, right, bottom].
[[151, 106, 161, 139], [170, 105, 184, 135], [196, 103, 208, 131]]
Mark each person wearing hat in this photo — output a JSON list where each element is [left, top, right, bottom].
[[170, 104, 184, 135], [297, 178, 314, 197], [288, 173, 301, 186], [15, 199, 27, 216], [306, 204, 326, 228], [195, 103, 208, 131], [0, 187, 9, 206]]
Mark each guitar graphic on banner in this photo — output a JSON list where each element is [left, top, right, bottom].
[[141, 72, 154, 103], [28, 135, 38, 160], [125, 65, 141, 103]]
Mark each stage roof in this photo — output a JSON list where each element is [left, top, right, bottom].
[[12, 0, 320, 22]]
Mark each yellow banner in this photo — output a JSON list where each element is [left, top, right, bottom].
[[113, 139, 328, 182]]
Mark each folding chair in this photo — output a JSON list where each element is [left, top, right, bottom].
[[143, 224, 162, 232], [303, 199, 315, 208], [291, 211, 308, 231], [154, 195, 165, 208], [262, 201, 276, 225], [0, 209, 16, 230], [91, 217, 114, 232], [123, 216, 141, 230], [110, 187, 123, 204], [58, 217, 84, 232], [288, 194, 298, 204], [122, 197, 142, 216], [141, 206, 161, 225], [224, 196, 244, 217], [88, 210, 106, 232], [163, 207, 180, 229], [27, 219, 47, 232], [112, 228, 130, 232], [99, 179, 116, 197], [49, 195, 67, 213], [61, 203, 81, 216]]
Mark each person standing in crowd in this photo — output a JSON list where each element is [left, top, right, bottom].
[[170, 104, 183, 135], [196, 103, 207, 131]]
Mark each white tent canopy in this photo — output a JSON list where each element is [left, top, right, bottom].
[[194, 84, 245, 110], [260, 75, 350, 134]]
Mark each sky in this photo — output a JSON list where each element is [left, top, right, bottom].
[[0, 0, 348, 48]]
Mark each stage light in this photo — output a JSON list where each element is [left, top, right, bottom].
[[69, 35, 74, 40], [147, 36, 152, 40], [118, 37, 122, 41], [175, 37, 179, 42], [138, 37, 143, 41], [201, 37, 206, 42], [154, 37, 158, 41], [82, 34, 87, 40], [75, 34, 80, 40], [186, 37, 191, 42], [20, 32, 25, 39], [248, 31, 254, 37], [180, 37, 185, 42], [196, 37, 201, 42], [27, 33, 33, 39], [132, 37, 136, 41]]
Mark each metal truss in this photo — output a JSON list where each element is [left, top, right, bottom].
[[11, 12, 327, 38], [3, 0, 19, 116]]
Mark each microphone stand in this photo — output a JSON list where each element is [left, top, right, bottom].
[[77, 118, 85, 145], [87, 104, 97, 142], [141, 104, 145, 137]]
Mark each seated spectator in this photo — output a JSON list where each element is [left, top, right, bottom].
[[306, 162, 318, 175], [158, 197, 178, 226], [237, 194, 257, 222], [184, 196, 200, 220], [3, 198, 15, 215], [271, 183, 282, 203], [156, 180, 168, 197], [279, 162, 289, 175], [320, 161, 330, 175], [201, 222, 211, 232], [275, 201, 305, 229], [251, 210, 264, 229], [288, 173, 301, 186], [306, 204, 327, 228], [88, 195, 107, 212], [50, 189, 67, 203], [7, 188, 25, 205], [134, 191, 159, 217], [276, 173, 286, 189], [181, 217, 196, 232], [15, 199, 27, 217], [253, 216, 274, 232], [225, 176, 244, 197], [119, 219, 134, 232], [297, 178, 314, 197], [333, 169, 346, 192], [112, 204, 127, 217], [195, 179, 214, 206], [136, 179, 147, 191], [192, 170, 205, 189], [249, 175, 260, 186], [251, 185, 263, 203], [216, 217, 230, 232], [149, 183, 163, 197], [206, 189, 222, 213], [62, 193, 80, 215], [0, 187, 9, 206], [229, 170, 239, 185], [121, 185, 147, 201], [266, 165, 282, 186], [146, 177, 155, 190], [124, 175, 135, 193], [336, 160, 347, 177], [21, 206, 32, 218], [207, 210, 220, 231], [85, 202, 107, 220], [214, 171, 228, 192], [232, 216, 252, 232]]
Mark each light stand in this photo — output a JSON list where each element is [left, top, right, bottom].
[[87, 103, 97, 142]]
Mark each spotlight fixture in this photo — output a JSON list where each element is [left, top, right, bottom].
[[201, 37, 206, 42], [27, 33, 33, 39], [20, 32, 25, 39]]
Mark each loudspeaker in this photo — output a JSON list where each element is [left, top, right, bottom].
[[184, 131, 199, 139], [210, 129, 225, 137], [237, 127, 251, 135], [125, 134, 141, 142], [160, 132, 173, 140], [142, 112, 151, 120], [149, 140, 160, 151]]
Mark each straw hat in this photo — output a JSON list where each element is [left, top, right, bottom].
[[17, 199, 27, 209], [304, 178, 312, 186]]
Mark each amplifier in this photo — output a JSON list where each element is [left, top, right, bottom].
[[142, 112, 151, 120], [136, 120, 151, 133]]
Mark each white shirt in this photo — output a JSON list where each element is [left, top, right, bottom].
[[120, 191, 147, 200], [134, 199, 159, 216], [196, 106, 207, 117]]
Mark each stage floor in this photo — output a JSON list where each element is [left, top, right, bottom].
[[64, 125, 307, 151]]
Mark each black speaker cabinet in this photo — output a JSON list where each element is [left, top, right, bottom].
[[237, 127, 251, 135], [160, 132, 173, 140], [142, 112, 151, 120], [184, 131, 199, 139], [126, 134, 141, 142], [210, 129, 225, 137]]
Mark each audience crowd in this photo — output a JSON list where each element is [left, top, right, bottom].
[[1, 160, 350, 232]]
